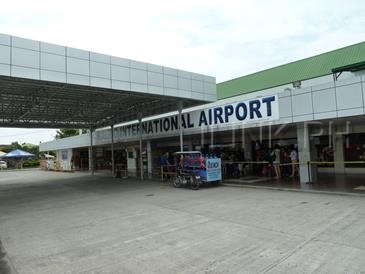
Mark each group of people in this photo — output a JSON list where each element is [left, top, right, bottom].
[[220, 149, 246, 178], [257, 145, 299, 179], [159, 151, 206, 179], [159, 144, 300, 180]]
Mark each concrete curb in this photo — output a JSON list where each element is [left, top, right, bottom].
[[0, 168, 39, 173], [222, 183, 365, 197]]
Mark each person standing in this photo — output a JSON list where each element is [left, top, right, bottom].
[[290, 146, 299, 178], [160, 152, 170, 179], [282, 149, 291, 177], [273, 145, 282, 179], [198, 154, 205, 169]]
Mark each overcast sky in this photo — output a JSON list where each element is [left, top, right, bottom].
[[1, 0, 365, 145]]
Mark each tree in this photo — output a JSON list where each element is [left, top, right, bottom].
[[55, 129, 85, 139], [21, 143, 39, 159], [1, 142, 22, 152]]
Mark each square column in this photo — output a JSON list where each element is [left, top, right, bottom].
[[147, 140, 152, 179], [88, 129, 94, 175], [178, 101, 184, 151], [334, 133, 345, 174], [111, 125, 115, 176], [297, 124, 318, 184], [138, 114, 143, 180], [241, 128, 252, 161]]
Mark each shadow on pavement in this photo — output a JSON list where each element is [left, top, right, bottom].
[[0, 240, 17, 274]]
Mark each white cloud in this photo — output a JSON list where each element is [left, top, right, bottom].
[[2, 0, 365, 78], [0, 128, 57, 145], [0, 0, 364, 144]]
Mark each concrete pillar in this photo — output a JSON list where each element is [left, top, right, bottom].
[[126, 147, 137, 177], [138, 115, 143, 180], [238, 128, 252, 175], [297, 125, 317, 184], [241, 128, 252, 161], [334, 134, 345, 174], [147, 140, 152, 179], [89, 128, 94, 175], [111, 125, 115, 176], [178, 101, 183, 151], [67, 148, 73, 171], [210, 126, 214, 150], [187, 137, 194, 151]]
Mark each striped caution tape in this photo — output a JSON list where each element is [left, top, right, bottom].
[[308, 161, 365, 165], [222, 161, 300, 167], [161, 160, 365, 179], [223, 160, 365, 166]]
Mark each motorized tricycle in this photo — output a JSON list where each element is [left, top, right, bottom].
[[171, 151, 222, 190]]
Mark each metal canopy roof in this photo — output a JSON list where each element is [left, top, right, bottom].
[[0, 33, 216, 129], [0, 75, 205, 129], [217, 41, 365, 99]]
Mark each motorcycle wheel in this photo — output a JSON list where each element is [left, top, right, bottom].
[[173, 176, 182, 188], [190, 176, 201, 190]]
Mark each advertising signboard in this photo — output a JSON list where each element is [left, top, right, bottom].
[[206, 158, 222, 181]]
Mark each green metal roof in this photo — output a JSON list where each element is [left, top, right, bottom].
[[217, 41, 365, 99]]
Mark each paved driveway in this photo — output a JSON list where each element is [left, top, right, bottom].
[[0, 170, 364, 273]]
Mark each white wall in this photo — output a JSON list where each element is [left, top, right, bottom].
[[56, 148, 73, 171], [40, 72, 365, 152], [41, 134, 90, 151]]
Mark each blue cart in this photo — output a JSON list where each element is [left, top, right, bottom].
[[172, 151, 222, 190]]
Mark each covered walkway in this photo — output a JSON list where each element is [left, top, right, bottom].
[[0, 34, 215, 129], [0, 33, 216, 178]]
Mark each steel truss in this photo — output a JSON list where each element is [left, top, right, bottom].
[[0, 76, 202, 129]]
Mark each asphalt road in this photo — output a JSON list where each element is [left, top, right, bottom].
[[0, 170, 364, 273]]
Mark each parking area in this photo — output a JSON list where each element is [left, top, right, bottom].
[[0, 170, 365, 273]]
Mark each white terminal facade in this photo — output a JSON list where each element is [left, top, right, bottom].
[[2, 34, 360, 185]]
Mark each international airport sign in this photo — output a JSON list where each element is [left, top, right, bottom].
[[99, 95, 279, 139]]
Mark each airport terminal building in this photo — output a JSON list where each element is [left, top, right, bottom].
[[28, 40, 365, 185]]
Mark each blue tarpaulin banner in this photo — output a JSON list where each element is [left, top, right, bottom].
[[206, 158, 222, 181]]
